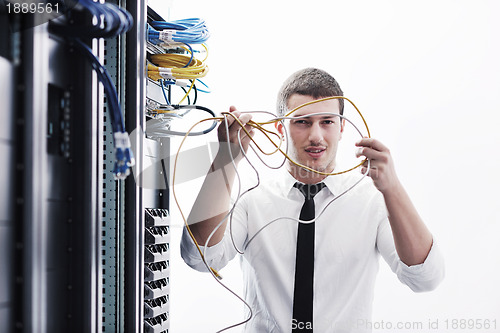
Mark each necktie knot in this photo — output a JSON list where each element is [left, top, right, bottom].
[[294, 182, 326, 200]]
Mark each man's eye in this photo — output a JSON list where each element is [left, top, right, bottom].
[[294, 119, 308, 124], [323, 120, 335, 124]]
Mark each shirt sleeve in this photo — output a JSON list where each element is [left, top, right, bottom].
[[376, 215, 445, 292], [180, 195, 249, 273]]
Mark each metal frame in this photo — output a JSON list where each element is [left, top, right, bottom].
[[22, 20, 50, 333], [124, 0, 147, 331], [101, 20, 126, 333]]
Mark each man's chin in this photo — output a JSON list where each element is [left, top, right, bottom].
[[288, 161, 334, 178]]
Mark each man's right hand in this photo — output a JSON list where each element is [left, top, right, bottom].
[[217, 106, 255, 160]]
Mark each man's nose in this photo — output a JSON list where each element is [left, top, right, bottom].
[[308, 122, 323, 143]]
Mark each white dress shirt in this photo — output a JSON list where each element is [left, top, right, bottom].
[[181, 170, 445, 332]]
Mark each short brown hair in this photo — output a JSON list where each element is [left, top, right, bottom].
[[276, 68, 344, 117]]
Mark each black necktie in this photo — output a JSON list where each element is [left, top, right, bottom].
[[292, 182, 326, 332]]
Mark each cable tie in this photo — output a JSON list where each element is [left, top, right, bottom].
[[158, 72, 175, 80], [174, 79, 189, 87], [157, 67, 173, 73], [113, 131, 130, 149], [156, 68, 174, 79], [159, 30, 175, 42]]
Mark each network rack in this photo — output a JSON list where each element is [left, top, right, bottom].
[[0, 0, 203, 331], [1, 4, 108, 331]]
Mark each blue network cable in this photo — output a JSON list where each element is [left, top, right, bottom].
[[151, 18, 203, 30], [51, 0, 133, 39], [182, 42, 194, 67], [195, 79, 211, 94], [50, 0, 135, 179], [72, 39, 134, 179], [160, 80, 174, 105], [147, 18, 210, 45]]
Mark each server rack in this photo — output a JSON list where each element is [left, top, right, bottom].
[[0, 0, 173, 332], [2, 13, 103, 332], [140, 7, 172, 333], [124, 3, 172, 333]]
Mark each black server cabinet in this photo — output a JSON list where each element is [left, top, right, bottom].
[[2, 15, 104, 332], [0, 1, 173, 331]]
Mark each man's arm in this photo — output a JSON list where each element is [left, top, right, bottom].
[[187, 106, 254, 247], [356, 138, 433, 266]]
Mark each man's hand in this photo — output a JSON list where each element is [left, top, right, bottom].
[[217, 106, 255, 160], [355, 137, 400, 194], [356, 137, 434, 266]]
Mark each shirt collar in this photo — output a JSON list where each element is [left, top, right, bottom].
[[280, 168, 344, 199]]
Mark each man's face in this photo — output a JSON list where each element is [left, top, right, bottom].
[[279, 94, 344, 180]]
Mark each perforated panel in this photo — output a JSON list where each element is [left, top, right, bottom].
[[101, 31, 126, 332]]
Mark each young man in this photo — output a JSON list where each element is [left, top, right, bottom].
[[181, 68, 444, 332]]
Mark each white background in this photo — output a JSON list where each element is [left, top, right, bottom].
[[147, 1, 500, 332]]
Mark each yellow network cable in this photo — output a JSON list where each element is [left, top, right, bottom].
[[172, 96, 371, 282], [172, 117, 225, 279], [148, 44, 208, 104], [148, 44, 209, 81], [147, 60, 208, 80]]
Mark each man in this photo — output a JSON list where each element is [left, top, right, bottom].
[[181, 68, 444, 332]]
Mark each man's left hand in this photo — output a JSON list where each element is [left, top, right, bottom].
[[355, 137, 400, 194]]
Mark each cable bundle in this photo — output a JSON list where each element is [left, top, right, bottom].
[[50, 0, 133, 38], [146, 17, 212, 123], [147, 42, 209, 105], [50, 0, 135, 180], [147, 49, 208, 81], [147, 18, 209, 45]]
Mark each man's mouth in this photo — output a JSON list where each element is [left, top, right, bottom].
[[304, 146, 326, 158]]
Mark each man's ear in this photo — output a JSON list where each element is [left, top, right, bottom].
[[275, 121, 285, 138], [339, 118, 345, 140]]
